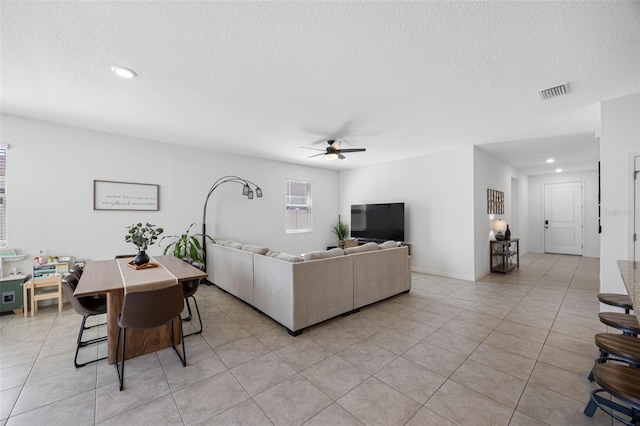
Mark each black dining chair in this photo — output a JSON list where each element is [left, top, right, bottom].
[[61, 274, 108, 368], [115, 284, 186, 391], [180, 258, 204, 337], [68, 264, 84, 281]]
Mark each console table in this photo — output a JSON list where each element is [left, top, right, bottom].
[[490, 238, 520, 274]]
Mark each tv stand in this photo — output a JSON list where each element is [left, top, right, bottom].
[[355, 238, 383, 244]]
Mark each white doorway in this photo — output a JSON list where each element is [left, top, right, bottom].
[[544, 181, 583, 255], [635, 156, 639, 261]]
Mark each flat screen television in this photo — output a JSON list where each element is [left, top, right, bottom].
[[350, 202, 405, 242]]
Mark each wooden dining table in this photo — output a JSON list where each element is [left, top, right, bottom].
[[618, 260, 639, 322], [74, 255, 208, 364]]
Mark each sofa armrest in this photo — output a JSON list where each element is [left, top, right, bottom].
[[208, 243, 255, 304]]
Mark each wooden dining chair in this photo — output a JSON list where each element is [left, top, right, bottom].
[[115, 284, 186, 391]]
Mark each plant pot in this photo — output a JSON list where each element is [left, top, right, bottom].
[[338, 240, 345, 249], [133, 250, 150, 266]]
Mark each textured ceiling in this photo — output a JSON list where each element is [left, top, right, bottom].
[[1, 1, 639, 172]]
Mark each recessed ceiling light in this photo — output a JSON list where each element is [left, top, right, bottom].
[[546, 158, 555, 163], [111, 65, 137, 79], [555, 168, 563, 173]]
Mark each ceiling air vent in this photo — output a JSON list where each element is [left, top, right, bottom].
[[538, 82, 570, 100]]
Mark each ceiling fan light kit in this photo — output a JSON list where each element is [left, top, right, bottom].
[[305, 139, 366, 161]]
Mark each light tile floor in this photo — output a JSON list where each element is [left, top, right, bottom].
[[0, 253, 623, 425]]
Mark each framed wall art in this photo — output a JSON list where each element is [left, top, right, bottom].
[[93, 180, 159, 211], [487, 188, 504, 215]]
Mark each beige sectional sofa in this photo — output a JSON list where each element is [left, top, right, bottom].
[[207, 240, 411, 335]]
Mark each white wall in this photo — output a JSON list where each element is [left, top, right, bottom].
[[2, 114, 340, 275], [473, 147, 529, 279], [339, 147, 476, 280], [600, 92, 640, 296], [527, 170, 600, 258]]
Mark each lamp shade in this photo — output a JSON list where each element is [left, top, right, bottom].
[[492, 219, 507, 233]]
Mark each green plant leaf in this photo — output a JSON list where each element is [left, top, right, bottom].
[[157, 222, 212, 263]]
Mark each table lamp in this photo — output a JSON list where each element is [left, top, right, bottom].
[[493, 219, 507, 241]]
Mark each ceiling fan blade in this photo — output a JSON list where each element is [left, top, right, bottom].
[[307, 153, 325, 158], [337, 148, 366, 153], [338, 153, 346, 159], [310, 137, 330, 145], [300, 147, 325, 151]]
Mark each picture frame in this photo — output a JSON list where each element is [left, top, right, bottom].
[[487, 188, 504, 214], [93, 180, 159, 211]]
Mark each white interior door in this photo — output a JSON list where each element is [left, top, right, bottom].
[[544, 182, 583, 255], [635, 156, 639, 261]]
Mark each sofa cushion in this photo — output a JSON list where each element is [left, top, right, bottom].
[[274, 253, 304, 263], [224, 240, 243, 249], [378, 240, 398, 250], [344, 242, 379, 254], [302, 247, 344, 261], [265, 250, 280, 258], [328, 247, 345, 256], [241, 244, 269, 255]]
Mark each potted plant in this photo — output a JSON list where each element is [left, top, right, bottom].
[[332, 216, 350, 249], [124, 222, 164, 265], [160, 223, 214, 264]]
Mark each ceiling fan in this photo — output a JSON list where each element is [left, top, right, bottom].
[[303, 140, 366, 160]]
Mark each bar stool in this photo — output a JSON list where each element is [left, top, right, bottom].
[[584, 361, 640, 425], [599, 312, 640, 337], [588, 333, 640, 381], [598, 293, 633, 314]]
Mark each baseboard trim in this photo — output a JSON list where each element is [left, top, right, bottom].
[[411, 267, 475, 282]]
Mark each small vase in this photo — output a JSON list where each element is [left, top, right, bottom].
[[134, 250, 150, 266], [505, 225, 511, 240], [338, 240, 345, 249]]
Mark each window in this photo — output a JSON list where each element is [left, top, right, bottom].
[[0, 148, 6, 243], [285, 180, 312, 233]]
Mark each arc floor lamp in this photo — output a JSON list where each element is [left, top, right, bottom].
[[201, 176, 263, 273]]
